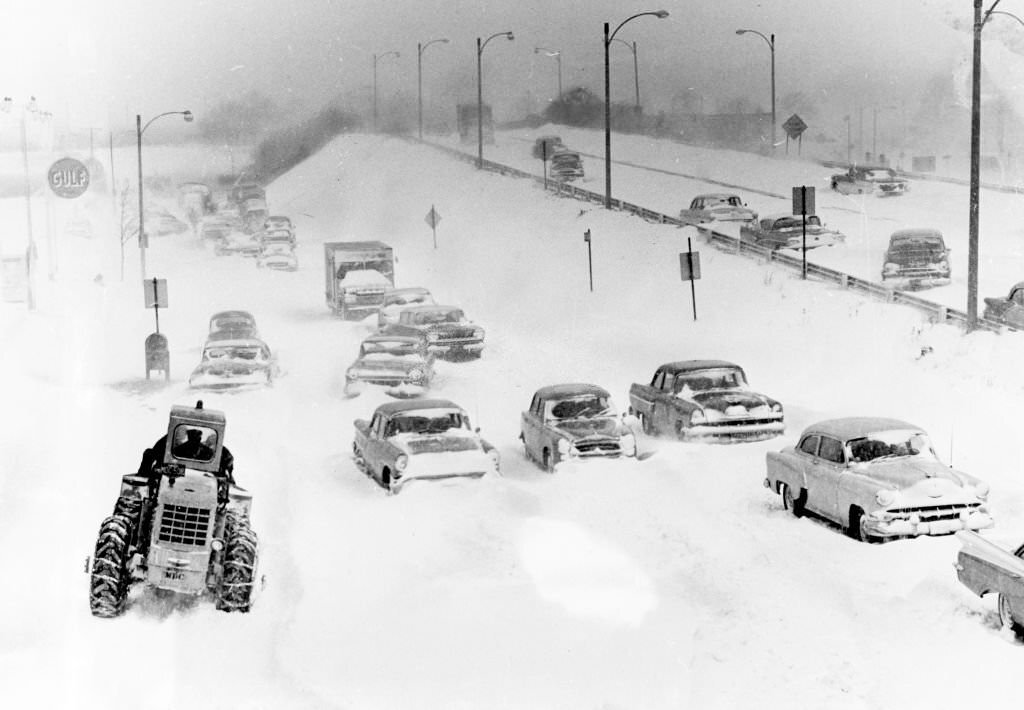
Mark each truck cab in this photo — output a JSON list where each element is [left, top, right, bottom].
[[324, 241, 395, 320]]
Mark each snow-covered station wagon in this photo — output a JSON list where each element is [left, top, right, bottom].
[[764, 417, 993, 542]]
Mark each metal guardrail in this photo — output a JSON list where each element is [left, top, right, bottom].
[[419, 138, 1004, 333]]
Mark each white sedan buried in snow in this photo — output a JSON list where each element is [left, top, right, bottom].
[[764, 417, 993, 542], [189, 337, 279, 388], [353, 399, 500, 493]]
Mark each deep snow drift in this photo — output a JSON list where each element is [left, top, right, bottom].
[[2, 131, 1024, 710]]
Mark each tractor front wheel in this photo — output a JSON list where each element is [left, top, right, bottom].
[[89, 514, 136, 618], [216, 512, 259, 612]]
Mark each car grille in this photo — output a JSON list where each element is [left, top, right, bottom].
[[575, 440, 622, 456], [157, 504, 212, 546], [888, 502, 982, 522]]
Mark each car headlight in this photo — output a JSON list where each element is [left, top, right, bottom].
[[938, 260, 950, 273], [407, 368, 424, 381], [974, 481, 990, 500], [473, 328, 485, 339], [690, 409, 706, 425], [770, 402, 783, 413], [557, 438, 571, 455], [345, 369, 357, 380], [883, 262, 899, 274], [395, 454, 408, 472], [620, 433, 636, 456], [875, 489, 896, 507]]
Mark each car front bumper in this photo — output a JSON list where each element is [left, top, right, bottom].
[[863, 509, 994, 538], [686, 420, 785, 442]]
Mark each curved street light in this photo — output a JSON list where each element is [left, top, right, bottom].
[[610, 38, 640, 108], [736, 28, 776, 153], [373, 51, 400, 133], [477, 31, 514, 169], [534, 47, 563, 100], [604, 10, 668, 209], [966, 0, 1017, 329], [418, 39, 449, 141], [137, 109, 193, 280]]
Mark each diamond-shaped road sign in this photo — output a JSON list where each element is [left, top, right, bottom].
[[425, 207, 441, 229], [782, 114, 807, 140]]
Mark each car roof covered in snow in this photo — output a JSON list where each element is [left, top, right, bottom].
[[533, 383, 611, 400], [373, 399, 464, 416], [658, 360, 743, 374], [889, 228, 943, 241], [800, 417, 922, 441]]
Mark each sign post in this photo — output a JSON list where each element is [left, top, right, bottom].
[[792, 186, 815, 280], [424, 205, 441, 249], [584, 229, 593, 292], [143, 277, 170, 380], [679, 237, 701, 321], [143, 277, 169, 333]]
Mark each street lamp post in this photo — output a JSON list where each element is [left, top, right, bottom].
[[967, 1, 1022, 329], [373, 51, 400, 134], [604, 10, 668, 209], [736, 29, 775, 153], [418, 39, 449, 141], [477, 31, 514, 169], [137, 110, 193, 280], [610, 38, 640, 109], [534, 47, 563, 100]]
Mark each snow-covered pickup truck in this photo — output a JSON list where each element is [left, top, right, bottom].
[[520, 383, 636, 472], [628, 360, 784, 441], [353, 399, 500, 493], [955, 531, 1024, 638]]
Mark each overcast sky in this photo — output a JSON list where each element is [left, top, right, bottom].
[[0, 0, 1010, 134]]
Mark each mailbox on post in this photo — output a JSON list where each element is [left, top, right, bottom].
[[143, 278, 170, 380]]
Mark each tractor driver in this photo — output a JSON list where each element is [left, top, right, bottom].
[[137, 430, 235, 485]]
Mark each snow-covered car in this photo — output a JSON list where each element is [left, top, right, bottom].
[[256, 242, 298, 271], [831, 166, 908, 196], [380, 305, 485, 360], [739, 213, 844, 251], [982, 281, 1024, 329], [353, 399, 500, 493], [764, 417, 993, 542], [881, 229, 951, 290], [678, 193, 757, 226], [344, 334, 434, 398], [208, 310, 258, 336], [199, 217, 237, 242], [628, 360, 784, 441], [520, 383, 637, 471], [214, 230, 260, 256], [258, 228, 296, 247], [263, 215, 293, 233], [188, 337, 279, 388], [549, 150, 584, 181], [377, 287, 436, 329], [955, 531, 1024, 639], [532, 135, 564, 160], [130, 210, 190, 237]]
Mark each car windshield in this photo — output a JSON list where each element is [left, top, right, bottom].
[[205, 346, 267, 361], [415, 310, 463, 325], [547, 395, 613, 420], [403, 436, 482, 454], [847, 430, 938, 463], [361, 340, 423, 357], [709, 196, 741, 207], [387, 412, 467, 435], [386, 292, 432, 307], [673, 368, 747, 394]]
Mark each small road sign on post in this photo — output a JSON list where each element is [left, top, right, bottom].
[[425, 205, 441, 249], [143, 277, 169, 381], [792, 186, 815, 280], [680, 237, 701, 321], [143, 277, 168, 332], [782, 114, 808, 156]]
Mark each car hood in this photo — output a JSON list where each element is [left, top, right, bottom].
[[687, 389, 777, 414], [350, 357, 426, 374], [550, 417, 624, 440], [859, 459, 964, 489]]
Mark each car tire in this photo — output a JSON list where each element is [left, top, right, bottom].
[[382, 468, 392, 492], [847, 507, 879, 543], [998, 594, 1024, 639], [542, 448, 555, 473], [674, 419, 687, 440], [781, 483, 804, 518]]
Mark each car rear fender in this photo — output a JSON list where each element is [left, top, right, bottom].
[[766, 450, 804, 494], [955, 532, 1024, 599]]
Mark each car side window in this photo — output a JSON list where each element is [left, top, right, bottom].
[[531, 395, 542, 416], [1012, 289, 1024, 306], [798, 435, 820, 456], [651, 370, 665, 389], [818, 437, 844, 464]]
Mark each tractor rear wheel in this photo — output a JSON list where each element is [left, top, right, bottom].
[[89, 514, 135, 618], [216, 512, 259, 613]]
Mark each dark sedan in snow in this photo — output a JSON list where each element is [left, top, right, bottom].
[[765, 417, 993, 542], [955, 531, 1024, 639], [678, 193, 757, 226], [983, 281, 1024, 329], [881, 229, 951, 290], [739, 214, 843, 251], [380, 305, 485, 360], [520, 383, 637, 471], [344, 334, 434, 398]]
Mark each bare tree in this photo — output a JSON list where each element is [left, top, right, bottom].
[[117, 182, 138, 281]]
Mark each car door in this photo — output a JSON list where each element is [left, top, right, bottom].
[[652, 371, 675, 435], [815, 436, 849, 523], [1003, 287, 1024, 328], [521, 395, 544, 459], [365, 414, 389, 481], [793, 435, 825, 512]]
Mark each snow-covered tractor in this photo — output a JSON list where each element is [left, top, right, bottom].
[[88, 401, 259, 617]]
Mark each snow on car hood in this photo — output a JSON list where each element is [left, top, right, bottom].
[[339, 269, 390, 286], [858, 458, 965, 490], [686, 389, 777, 416], [391, 433, 497, 478], [551, 417, 624, 440]]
